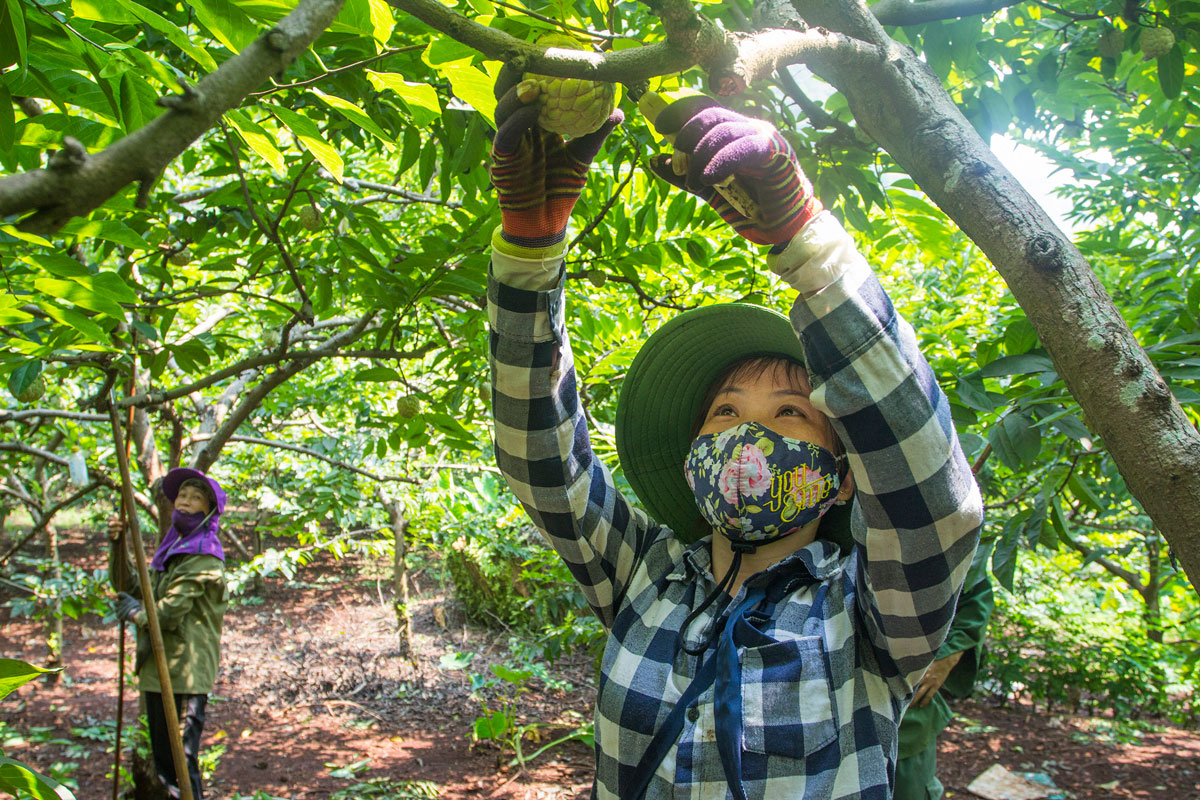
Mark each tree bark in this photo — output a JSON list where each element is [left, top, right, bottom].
[[0, 0, 349, 233], [749, 0, 1200, 596], [383, 497, 413, 660], [41, 524, 63, 682]]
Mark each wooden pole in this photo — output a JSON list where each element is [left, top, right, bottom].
[[108, 398, 195, 800], [112, 363, 137, 800]]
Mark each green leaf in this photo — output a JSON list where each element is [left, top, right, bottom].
[[1067, 472, 1105, 512], [0, 84, 13, 152], [1156, 45, 1184, 99], [2, 0, 27, 73], [0, 755, 75, 800], [189, 0, 258, 52], [311, 89, 395, 147], [0, 658, 61, 700], [60, 219, 151, 250], [1049, 498, 1072, 545], [1003, 318, 1038, 355], [225, 109, 286, 173], [354, 366, 401, 381], [0, 294, 34, 324], [366, 71, 441, 127], [474, 710, 509, 740], [988, 413, 1041, 470], [979, 353, 1054, 377], [491, 663, 533, 683], [6, 361, 42, 399], [39, 301, 113, 344], [111, 0, 218, 72], [70, 0, 138, 25], [428, 411, 478, 450], [438, 651, 473, 670], [33, 278, 126, 320], [273, 106, 343, 181], [0, 224, 51, 247], [366, 0, 394, 47], [955, 374, 998, 412], [991, 510, 1028, 592], [438, 62, 498, 125]]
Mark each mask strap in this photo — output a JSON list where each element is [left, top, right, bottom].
[[679, 540, 757, 657]]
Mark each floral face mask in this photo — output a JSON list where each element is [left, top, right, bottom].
[[684, 421, 841, 546]]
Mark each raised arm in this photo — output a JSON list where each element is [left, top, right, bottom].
[[646, 95, 983, 693], [486, 71, 656, 628]]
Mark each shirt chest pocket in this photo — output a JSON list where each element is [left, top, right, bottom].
[[740, 636, 839, 759]]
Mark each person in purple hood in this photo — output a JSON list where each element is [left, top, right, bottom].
[[109, 467, 229, 799]]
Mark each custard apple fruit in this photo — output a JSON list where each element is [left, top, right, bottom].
[[396, 395, 421, 418], [299, 204, 322, 231], [14, 375, 45, 404], [168, 249, 191, 266], [521, 34, 616, 138], [1097, 27, 1125, 58], [1141, 27, 1175, 59]]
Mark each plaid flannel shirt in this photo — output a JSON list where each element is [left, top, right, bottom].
[[488, 220, 983, 800]]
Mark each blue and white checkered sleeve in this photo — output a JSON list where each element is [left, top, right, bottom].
[[786, 217, 984, 696], [487, 255, 656, 629]]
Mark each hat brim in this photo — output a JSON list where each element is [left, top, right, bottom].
[[162, 468, 227, 515], [615, 303, 852, 550]]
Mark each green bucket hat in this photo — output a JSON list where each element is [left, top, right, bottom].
[[614, 303, 853, 552]]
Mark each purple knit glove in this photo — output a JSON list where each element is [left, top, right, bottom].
[[647, 96, 822, 246], [490, 66, 624, 248]]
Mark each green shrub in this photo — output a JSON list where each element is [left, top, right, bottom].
[[443, 524, 584, 633], [981, 562, 1197, 726]]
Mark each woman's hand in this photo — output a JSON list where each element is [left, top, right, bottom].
[[646, 96, 822, 246], [107, 515, 125, 541], [489, 65, 624, 248]]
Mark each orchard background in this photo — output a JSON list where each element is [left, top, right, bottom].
[[0, 0, 1198, 796]]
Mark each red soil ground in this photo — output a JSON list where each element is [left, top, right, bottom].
[[1, 529, 1196, 799]]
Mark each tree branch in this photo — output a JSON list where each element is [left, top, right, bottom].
[[0, 0, 348, 233], [328, 171, 463, 208], [191, 313, 376, 471], [0, 441, 70, 466], [387, 0, 698, 82], [1061, 531, 1146, 593], [870, 0, 1023, 26], [708, 27, 885, 95], [188, 433, 419, 483], [0, 409, 108, 423]]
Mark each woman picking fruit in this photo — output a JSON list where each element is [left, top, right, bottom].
[[484, 64, 983, 800]]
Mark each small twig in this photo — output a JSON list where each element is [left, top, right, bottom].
[[250, 45, 422, 95], [487, 0, 622, 41], [1032, 0, 1104, 21]]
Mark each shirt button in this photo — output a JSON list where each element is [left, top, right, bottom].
[[687, 706, 699, 722]]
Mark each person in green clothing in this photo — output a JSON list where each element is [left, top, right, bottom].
[[110, 467, 229, 800], [895, 541, 995, 800]]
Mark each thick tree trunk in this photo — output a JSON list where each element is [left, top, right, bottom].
[[756, 0, 1200, 595]]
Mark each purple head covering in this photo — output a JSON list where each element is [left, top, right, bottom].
[[150, 468, 227, 571]]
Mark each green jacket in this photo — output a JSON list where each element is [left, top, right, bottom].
[[110, 541, 228, 694], [897, 541, 995, 759]]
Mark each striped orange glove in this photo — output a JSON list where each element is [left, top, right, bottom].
[[489, 67, 623, 248]]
